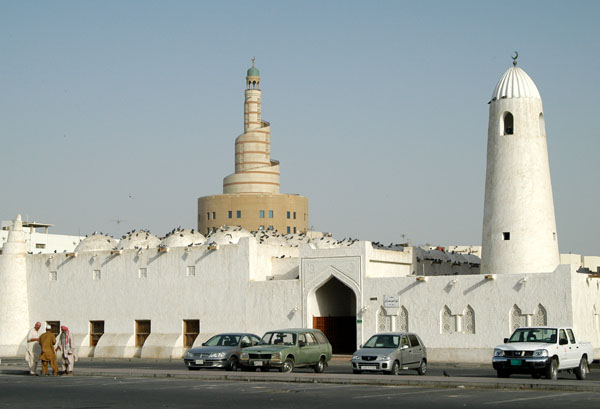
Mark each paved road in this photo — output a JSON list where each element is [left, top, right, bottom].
[[1, 375, 600, 409], [10, 357, 597, 381]]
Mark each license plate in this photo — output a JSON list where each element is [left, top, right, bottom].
[[195, 359, 204, 365], [510, 359, 522, 366], [253, 361, 263, 366], [361, 365, 377, 370]]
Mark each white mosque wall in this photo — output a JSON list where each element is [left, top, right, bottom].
[[569, 266, 600, 358]]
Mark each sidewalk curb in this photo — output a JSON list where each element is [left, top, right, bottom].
[[2, 367, 599, 393]]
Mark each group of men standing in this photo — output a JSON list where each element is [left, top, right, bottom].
[[25, 322, 77, 376]]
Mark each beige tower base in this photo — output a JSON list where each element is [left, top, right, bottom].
[[198, 193, 308, 235]]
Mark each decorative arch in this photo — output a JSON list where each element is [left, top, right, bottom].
[[503, 112, 514, 135], [533, 304, 547, 326], [377, 307, 392, 333], [463, 305, 475, 334], [441, 305, 453, 334], [539, 112, 546, 136], [398, 306, 408, 332], [510, 304, 526, 332]]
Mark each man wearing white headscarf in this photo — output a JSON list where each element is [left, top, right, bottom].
[[56, 325, 77, 375], [25, 322, 42, 375]]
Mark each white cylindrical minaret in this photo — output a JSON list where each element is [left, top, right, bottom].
[[0, 214, 31, 356], [223, 58, 281, 194], [481, 56, 560, 275]]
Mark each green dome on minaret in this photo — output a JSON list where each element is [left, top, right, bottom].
[[247, 57, 259, 77]]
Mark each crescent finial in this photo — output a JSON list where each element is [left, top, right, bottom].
[[512, 51, 519, 66]]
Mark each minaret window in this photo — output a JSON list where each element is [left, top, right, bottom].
[[539, 113, 546, 136], [503, 112, 514, 135], [502, 232, 510, 241], [260, 210, 265, 218]]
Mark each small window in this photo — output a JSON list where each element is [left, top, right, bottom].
[[287, 226, 290, 234], [293, 227, 297, 234], [138, 268, 147, 278], [502, 232, 510, 241], [36, 243, 46, 249], [553, 232, 557, 241], [268, 225, 274, 230], [212, 227, 217, 233], [136, 320, 151, 347], [186, 266, 195, 277], [293, 212, 297, 219], [567, 329, 576, 344], [93, 270, 101, 280], [90, 321, 104, 347], [49, 271, 57, 281], [183, 319, 200, 348], [259, 225, 264, 230], [46, 321, 60, 336], [313, 331, 329, 344], [259, 210, 265, 218], [212, 212, 216, 220], [503, 112, 514, 135], [236, 210, 241, 218], [408, 334, 420, 347], [228, 210, 232, 219], [269, 210, 274, 218], [286, 211, 290, 219], [306, 333, 318, 345], [539, 113, 546, 136], [207, 212, 210, 220]]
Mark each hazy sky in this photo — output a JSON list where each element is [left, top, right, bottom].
[[2, 1, 598, 255]]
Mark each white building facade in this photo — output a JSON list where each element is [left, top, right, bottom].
[[1, 60, 598, 363]]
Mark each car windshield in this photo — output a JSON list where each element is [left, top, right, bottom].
[[260, 332, 296, 346], [363, 335, 400, 348], [204, 334, 240, 347], [508, 328, 557, 343]]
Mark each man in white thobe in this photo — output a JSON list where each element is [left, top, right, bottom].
[[25, 322, 42, 375]]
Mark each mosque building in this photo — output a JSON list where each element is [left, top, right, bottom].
[[0, 58, 599, 362]]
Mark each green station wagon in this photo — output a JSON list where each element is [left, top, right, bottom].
[[239, 328, 332, 373]]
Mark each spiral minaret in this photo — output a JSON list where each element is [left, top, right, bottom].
[[197, 59, 308, 234], [223, 58, 280, 194]]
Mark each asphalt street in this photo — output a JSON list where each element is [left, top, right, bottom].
[[2, 375, 600, 409]]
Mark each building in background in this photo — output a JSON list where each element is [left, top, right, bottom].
[[197, 59, 308, 235]]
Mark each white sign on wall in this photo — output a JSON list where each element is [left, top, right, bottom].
[[383, 295, 399, 308]]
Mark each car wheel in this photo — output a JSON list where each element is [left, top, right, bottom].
[[545, 358, 558, 380], [352, 370, 362, 374], [226, 356, 239, 371], [313, 357, 326, 374], [387, 360, 399, 375], [417, 360, 427, 376], [280, 357, 294, 373], [575, 356, 588, 380], [496, 370, 510, 378]]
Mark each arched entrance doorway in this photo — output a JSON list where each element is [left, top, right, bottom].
[[310, 277, 356, 354]]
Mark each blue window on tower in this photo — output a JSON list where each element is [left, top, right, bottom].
[[286, 211, 290, 219], [269, 210, 274, 218], [236, 210, 242, 219], [260, 210, 265, 218], [228, 211, 232, 219]]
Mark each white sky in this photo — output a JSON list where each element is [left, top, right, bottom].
[[1, 1, 598, 255]]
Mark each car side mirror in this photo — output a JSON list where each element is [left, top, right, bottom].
[[202, 342, 207, 346], [359, 344, 363, 348], [559, 339, 568, 345], [299, 340, 306, 347], [503, 338, 509, 344], [401, 345, 409, 350]]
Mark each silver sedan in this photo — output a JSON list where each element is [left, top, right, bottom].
[[184, 333, 261, 371], [351, 332, 427, 375]]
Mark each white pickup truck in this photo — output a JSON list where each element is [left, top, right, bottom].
[[492, 326, 593, 380]]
